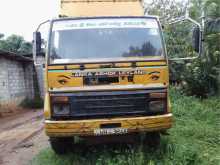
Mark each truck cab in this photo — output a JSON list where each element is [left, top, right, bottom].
[[35, 0, 173, 154]]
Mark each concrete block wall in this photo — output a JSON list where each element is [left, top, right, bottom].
[[0, 58, 9, 102], [7, 60, 26, 102], [35, 55, 46, 99], [24, 63, 35, 99], [35, 64, 45, 99], [0, 57, 35, 107]]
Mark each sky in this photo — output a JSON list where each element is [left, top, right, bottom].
[[0, 0, 59, 41], [0, 0, 186, 42]]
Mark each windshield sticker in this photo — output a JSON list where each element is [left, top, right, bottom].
[[148, 29, 159, 35], [71, 70, 146, 77], [53, 19, 159, 31]]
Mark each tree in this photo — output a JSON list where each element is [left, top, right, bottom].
[[0, 34, 32, 55], [18, 41, 33, 54], [145, 0, 188, 24], [0, 33, 4, 39]]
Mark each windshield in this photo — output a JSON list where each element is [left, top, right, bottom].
[[50, 18, 164, 64]]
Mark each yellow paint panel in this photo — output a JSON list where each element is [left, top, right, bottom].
[[133, 66, 169, 85], [66, 65, 81, 69], [48, 66, 65, 70], [48, 71, 83, 88], [136, 61, 166, 66], [44, 93, 51, 119], [47, 66, 169, 88], [115, 63, 131, 67], [45, 113, 172, 136], [60, 1, 144, 17], [48, 60, 166, 70]]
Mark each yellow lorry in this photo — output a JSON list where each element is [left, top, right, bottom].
[[33, 0, 202, 154]]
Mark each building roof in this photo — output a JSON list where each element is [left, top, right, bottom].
[[0, 49, 33, 62]]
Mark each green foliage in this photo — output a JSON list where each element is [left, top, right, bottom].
[[0, 33, 4, 39], [205, 0, 220, 18], [161, 0, 220, 97], [18, 41, 33, 54], [30, 88, 220, 165], [182, 58, 219, 97], [145, 0, 187, 23], [0, 34, 32, 54], [169, 27, 220, 97], [20, 97, 43, 109], [165, 23, 195, 59], [169, 60, 186, 83]]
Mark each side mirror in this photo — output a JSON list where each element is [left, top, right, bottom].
[[167, 16, 203, 61], [192, 26, 201, 54], [33, 20, 49, 65], [33, 32, 42, 55]]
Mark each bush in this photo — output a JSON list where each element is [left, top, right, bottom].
[[20, 97, 44, 109], [182, 53, 220, 98], [169, 60, 186, 84], [166, 23, 220, 97], [168, 37, 220, 98]]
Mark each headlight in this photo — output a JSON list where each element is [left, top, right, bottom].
[[53, 104, 70, 115], [149, 100, 165, 113]]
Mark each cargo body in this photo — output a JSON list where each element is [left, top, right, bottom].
[[60, 0, 144, 17]]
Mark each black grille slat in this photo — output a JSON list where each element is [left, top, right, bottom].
[[79, 98, 146, 107], [69, 91, 149, 119], [85, 104, 136, 109], [70, 110, 148, 117], [73, 96, 146, 102]]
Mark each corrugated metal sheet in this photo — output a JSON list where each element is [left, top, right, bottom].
[[0, 50, 33, 62]]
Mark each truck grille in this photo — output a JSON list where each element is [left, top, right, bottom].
[[69, 90, 150, 119]]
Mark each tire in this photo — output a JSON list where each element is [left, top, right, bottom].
[[143, 132, 161, 148], [49, 137, 74, 154]]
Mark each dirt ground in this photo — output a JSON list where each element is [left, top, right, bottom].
[[0, 109, 49, 165]]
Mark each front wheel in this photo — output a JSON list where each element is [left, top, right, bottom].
[[49, 137, 74, 154]]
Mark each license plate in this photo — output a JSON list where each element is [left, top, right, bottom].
[[94, 128, 128, 136]]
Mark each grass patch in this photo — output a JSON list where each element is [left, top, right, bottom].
[[30, 87, 220, 165]]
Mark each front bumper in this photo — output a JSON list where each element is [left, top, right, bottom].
[[45, 113, 172, 137]]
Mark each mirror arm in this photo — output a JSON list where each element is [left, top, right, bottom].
[[167, 15, 203, 60], [168, 56, 199, 61], [168, 15, 201, 29], [36, 20, 50, 32]]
